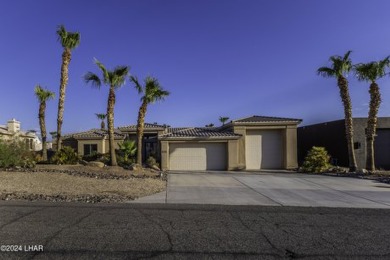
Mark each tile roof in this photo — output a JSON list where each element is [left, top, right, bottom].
[[63, 129, 125, 139], [118, 123, 167, 131], [160, 127, 240, 139], [232, 115, 302, 123]]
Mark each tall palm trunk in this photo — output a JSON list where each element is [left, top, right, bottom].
[[136, 101, 147, 165], [107, 86, 117, 166], [338, 76, 357, 172], [39, 102, 48, 161], [366, 82, 381, 171], [56, 48, 71, 150]]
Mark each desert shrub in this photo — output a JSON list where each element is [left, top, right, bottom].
[[0, 139, 35, 168], [117, 154, 135, 167], [51, 146, 80, 165], [301, 146, 331, 173], [146, 156, 159, 168], [82, 152, 103, 162], [118, 140, 137, 162], [98, 153, 111, 165]]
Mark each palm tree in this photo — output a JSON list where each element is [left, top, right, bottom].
[[34, 85, 55, 161], [95, 113, 107, 130], [56, 25, 80, 151], [84, 59, 130, 166], [219, 116, 229, 125], [317, 51, 357, 172], [130, 76, 170, 165], [354, 57, 390, 172]]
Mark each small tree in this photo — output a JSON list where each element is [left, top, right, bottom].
[[95, 113, 107, 130], [301, 146, 331, 173], [34, 85, 55, 161], [219, 116, 229, 125]]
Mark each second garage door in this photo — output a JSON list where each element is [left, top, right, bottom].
[[245, 130, 283, 170], [169, 143, 227, 171]]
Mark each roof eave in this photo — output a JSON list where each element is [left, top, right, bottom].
[[159, 136, 241, 141]]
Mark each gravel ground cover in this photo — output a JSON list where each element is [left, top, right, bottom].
[[0, 165, 166, 203]]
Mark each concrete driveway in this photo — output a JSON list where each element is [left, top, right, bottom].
[[134, 172, 390, 208]]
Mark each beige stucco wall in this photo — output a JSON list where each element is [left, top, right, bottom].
[[161, 141, 169, 170], [227, 139, 242, 170], [103, 139, 124, 154], [285, 125, 298, 169], [77, 139, 104, 156]]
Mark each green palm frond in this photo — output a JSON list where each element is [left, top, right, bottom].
[[219, 116, 230, 125], [34, 85, 55, 102], [354, 57, 389, 83], [317, 67, 336, 77], [94, 58, 109, 84], [84, 72, 101, 88], [111, 66, 130, 88], [318, 51, 352, 78], [141, 76, 170, 104], [95, 113, 107, 120], [85, 60, 130, 89], [56, 25, 80, 49], [130, 75, 143, 94]]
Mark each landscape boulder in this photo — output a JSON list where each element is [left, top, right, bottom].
[[87, 161, 105, 168], [151, 165, 160, 171]]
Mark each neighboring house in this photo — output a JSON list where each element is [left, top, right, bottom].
[[62, 115, 301, 171], [0, 118, 40, 151], [298, 117, 390, 170], [61, 129, 125, 156]]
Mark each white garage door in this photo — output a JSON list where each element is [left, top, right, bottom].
[[245, 130, 283, 170], [169, 143, 227, 171]]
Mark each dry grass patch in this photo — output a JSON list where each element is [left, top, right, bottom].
[[0, 171, 166, 202]]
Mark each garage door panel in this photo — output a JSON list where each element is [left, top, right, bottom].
[[169, 143, 227, 171], [246, 130, 283, 170]]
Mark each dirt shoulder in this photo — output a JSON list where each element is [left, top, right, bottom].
[[0, 164, 166, 203]]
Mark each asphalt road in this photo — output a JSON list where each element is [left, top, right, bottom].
[[0, 202, 389, 259]]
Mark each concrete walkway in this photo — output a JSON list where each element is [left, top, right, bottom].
[[133, 172, 390, 208]]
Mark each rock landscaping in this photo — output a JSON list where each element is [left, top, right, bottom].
[[0, 164, 167, 203]]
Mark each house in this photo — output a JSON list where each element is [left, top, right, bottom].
[[61, 129, 126, 156], [298, 117, 390, 170], [0, 118, 41, 151], [62, 115, 302, 171]]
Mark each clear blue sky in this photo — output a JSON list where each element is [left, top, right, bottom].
[[1, 0, 390, 135]]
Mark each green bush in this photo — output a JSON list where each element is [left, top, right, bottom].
[[146, 156, 159, 168], [0, 139, 35, 168], [51, 146, 80, 165], [98, 153, 111, 165], [301, 146, 331, 173], [82, 152, 105, 162], [118, 140, 137, 163]]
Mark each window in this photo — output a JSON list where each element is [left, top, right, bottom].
[[84, 144, 98, 155]]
